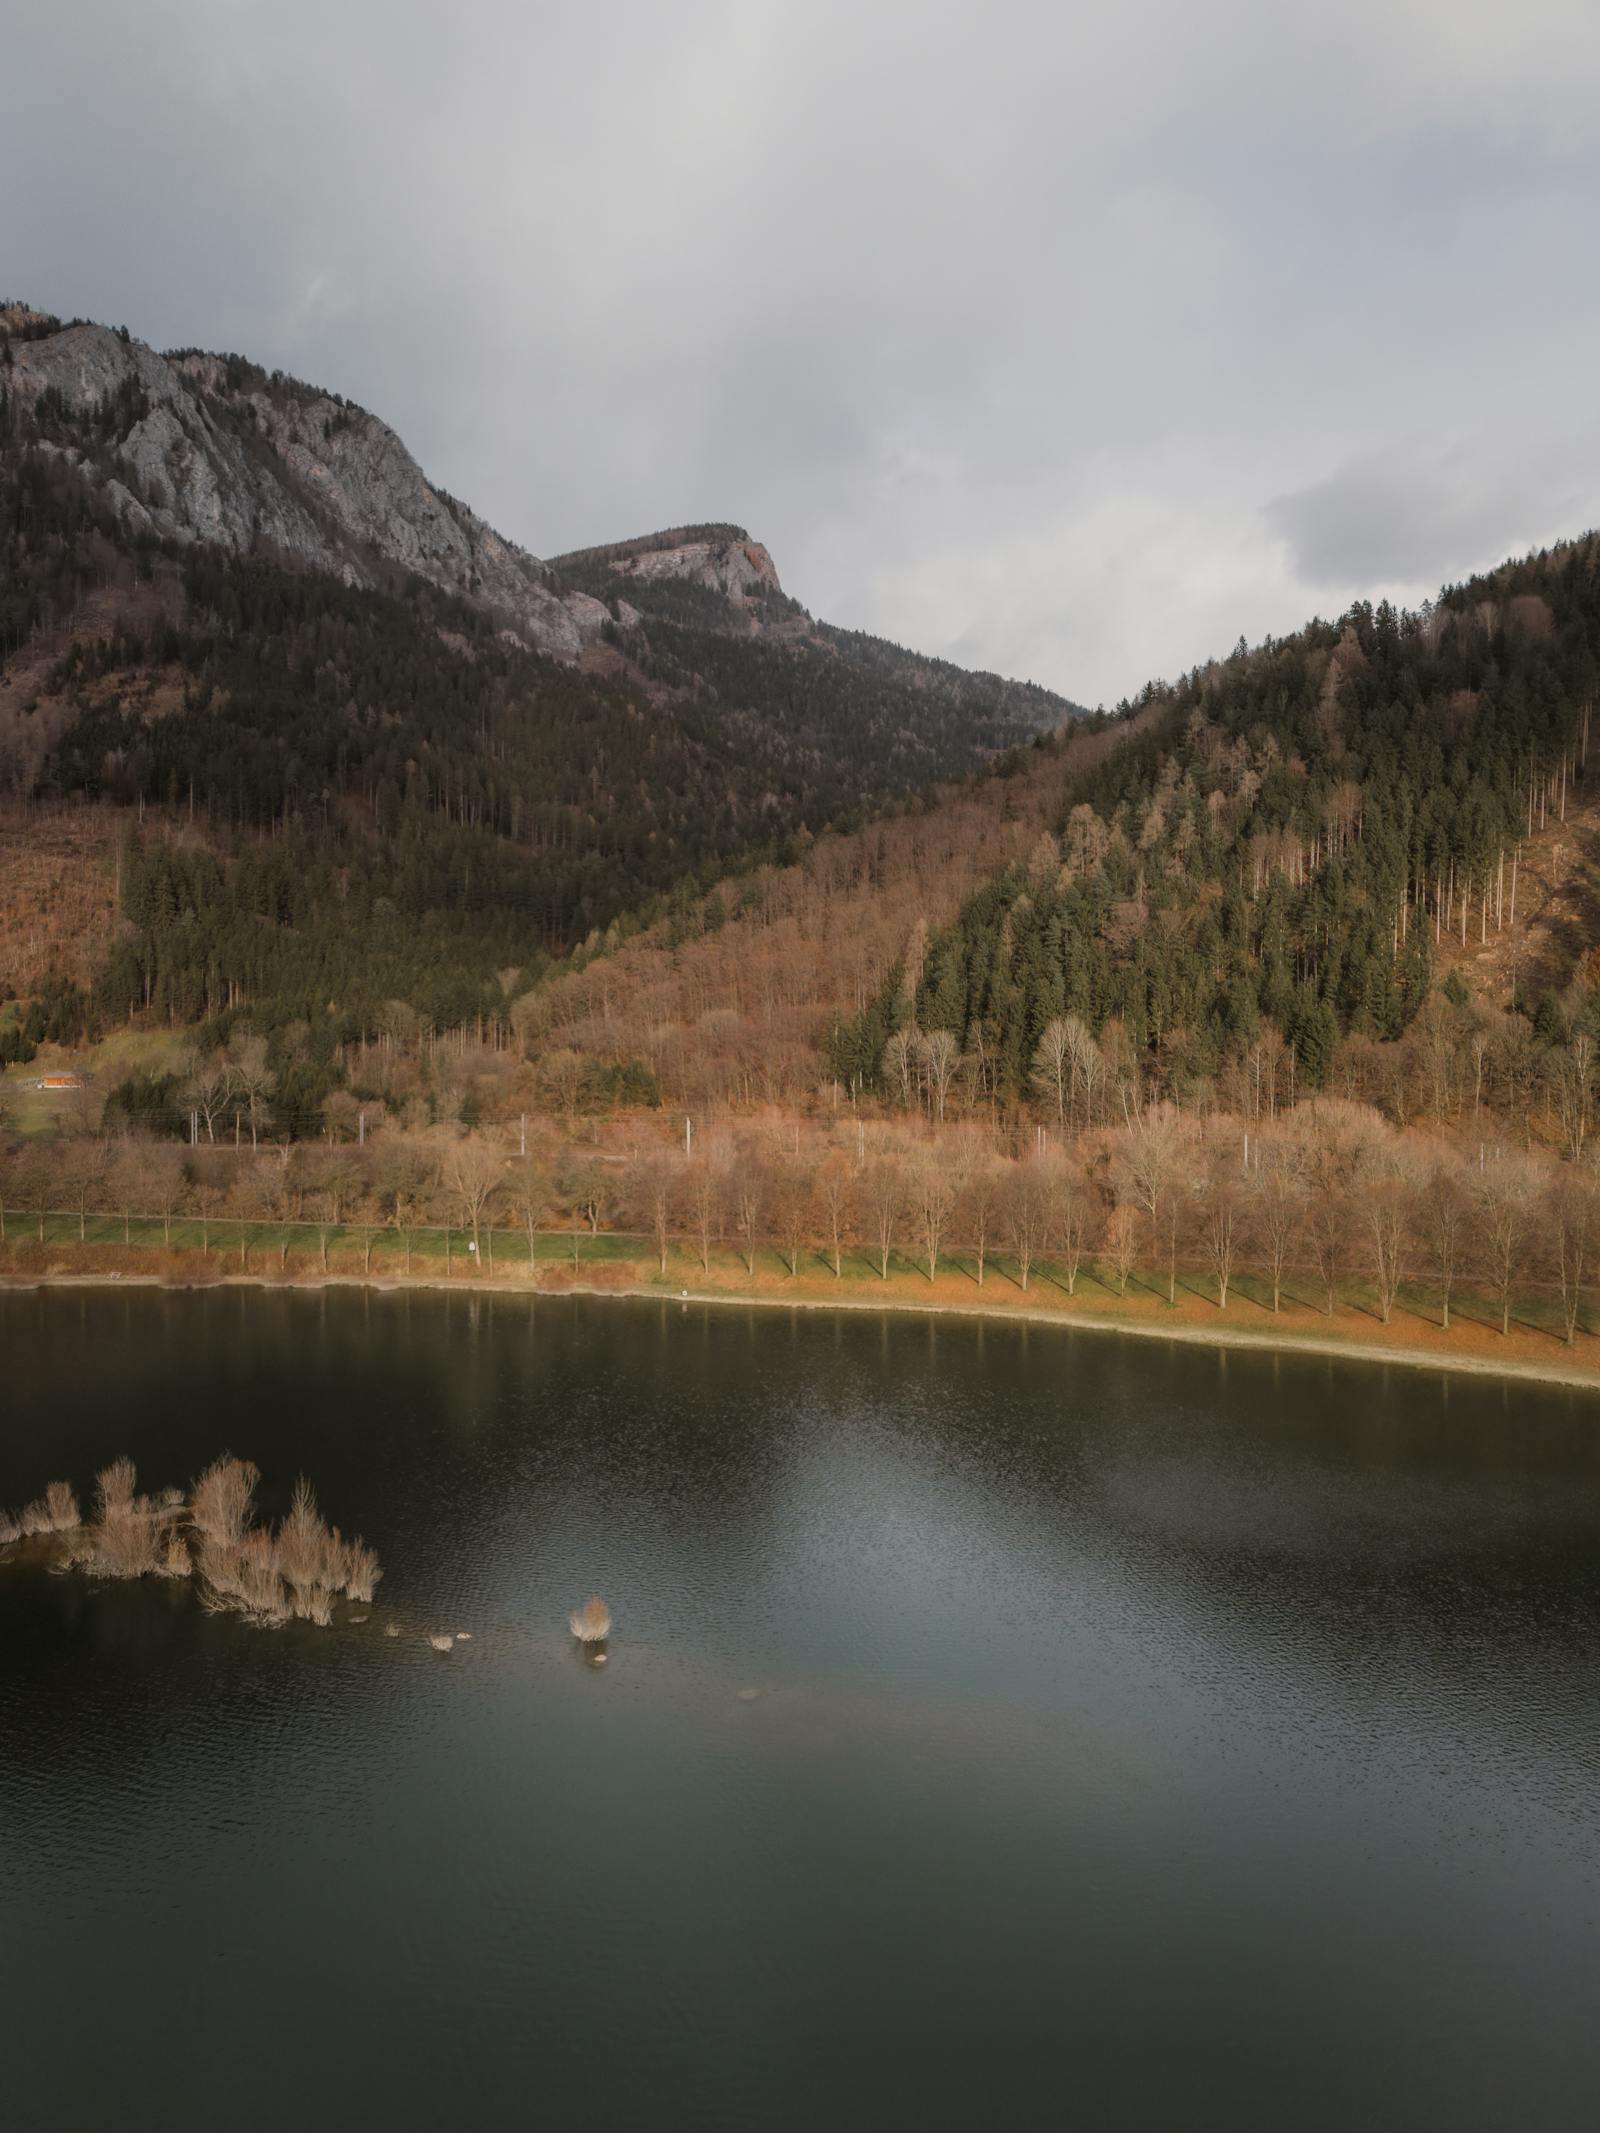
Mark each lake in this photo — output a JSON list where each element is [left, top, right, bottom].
[[3, 1288, 1600, 2130]]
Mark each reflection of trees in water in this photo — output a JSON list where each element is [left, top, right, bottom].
[[7, 1286, 1600, 1831]]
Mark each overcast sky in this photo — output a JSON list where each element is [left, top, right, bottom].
[[5, 0, 1599, 703]]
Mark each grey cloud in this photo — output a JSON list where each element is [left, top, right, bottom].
[[1265, 445, 1590, 599], [4, 0, 1600, 701]]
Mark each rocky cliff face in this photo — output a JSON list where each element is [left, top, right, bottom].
[[4, 318, 610, 659], [3, 307, 1082, 738], [549, 524, 784, 610]]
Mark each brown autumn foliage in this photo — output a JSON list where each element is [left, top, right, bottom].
[[569, 1595, 612, 1642], [0, 804, 121, 992], [525, 705, 1166, 1108], [0, 1448, 384, 1628]]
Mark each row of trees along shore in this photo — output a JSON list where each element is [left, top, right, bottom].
[[6, 1096, 1600, 1345]]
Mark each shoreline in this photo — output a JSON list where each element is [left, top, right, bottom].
[[8, 1264, 1600, 1395]]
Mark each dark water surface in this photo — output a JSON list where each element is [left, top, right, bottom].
[[4, 1289, 1600, 2131]]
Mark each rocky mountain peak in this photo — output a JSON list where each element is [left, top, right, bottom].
[[549, 524, 783, 605], [1, 312, 609, 660]]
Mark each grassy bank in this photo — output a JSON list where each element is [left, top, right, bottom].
[[6, 1209, 1600, 1392]]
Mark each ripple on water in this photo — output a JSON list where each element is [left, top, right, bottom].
[[4, 1287, 1600, 2130]]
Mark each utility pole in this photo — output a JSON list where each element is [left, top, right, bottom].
[[684, 1115, 693, 1158]]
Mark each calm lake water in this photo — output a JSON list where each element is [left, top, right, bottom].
[[4, 1290, 1600, 2131]]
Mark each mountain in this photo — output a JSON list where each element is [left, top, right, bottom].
[[1, 301, 607, 659], [534, 537, 1600, 1122], [547, 522, 1083, 780], [7, 303, 1594, 1154], [0, 304, 1078, 1054]]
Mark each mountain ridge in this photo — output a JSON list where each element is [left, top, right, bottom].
[[3, 305, 609, 659], [2, 304, 1087, 733], [0, 302, 1082, 1055], [529, 533, 1600, 1116]]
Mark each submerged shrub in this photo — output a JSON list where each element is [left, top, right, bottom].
[[156, 1531, 192, 1580], [95, 1457, 137, 1525], [19, 1451, 381, 1633], [235, 1529, 291, 1626], [8, 1484, 79, 1539], [80, 1479, 169, 1579], [190, 1458, 260, 1550], [569, 1595, 611, 1643], [277, 1477, 334, 1620], [340, 1539, 382, 1605], [45, 1481, 80, 1532]]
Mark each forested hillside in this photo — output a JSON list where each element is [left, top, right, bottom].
[[0, 305, 1073, 1058], [543, 538, 1600, 1127], [12, 518, 1600, 1364], [877, 565, 1598, 1104], [548, 522, 1083, 784]]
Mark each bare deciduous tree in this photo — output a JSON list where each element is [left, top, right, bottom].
[[882, 1028, 917, 1110], [767, 1155, 811, 1276], [1550, 1030, 1596, 1163], [507, 1160, 549, 1271], [1251, 1138, 1303, 1312], [1045, 1156, 1094, 1295], [1032, 1017, 1072, 1131], [1195, 1153, 1241, 1309], [1358, 1148, 1414, 1325], [1549, 1164, 1600, 1345], [1474, 1155, 1537, 1336], [815, 1151, 853, 1278], [380, 1142, 432, 1276], [734, 1167, 764, 1275], [1413, 1159, 1466, 1329], [862, 1157, 904, 1279], [684, 1154, 726, 1274], [1115, 1102, 1191, 1305], [1300, 1102, 1377, 1317], [56, 1136, 107, 1243], [188, 1171, 228, 1258], [180, 1054, 232, 1144], [918, 1029, 961, 1125], [440, 1137, 502, 1262], [224, 1030, 275, 1150], [907, 1155, 957, 1280], [562, 1156, 612, 1237], [959, 1160, 1004, 1286], [1103, 1202, 1138, 1294], [1005, 1158, 1048, 1290]]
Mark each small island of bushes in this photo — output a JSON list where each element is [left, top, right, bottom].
[[0, 1455, 380, 1627]]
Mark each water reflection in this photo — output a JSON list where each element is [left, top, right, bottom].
[[3, 1289, 1600, 2131]]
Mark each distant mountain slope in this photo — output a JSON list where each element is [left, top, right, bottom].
[[0, 304, 1078, 1049], [535, 537, 1600, 1113], [548, 522, 1085, 792], [0, 302, 606, 658]]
